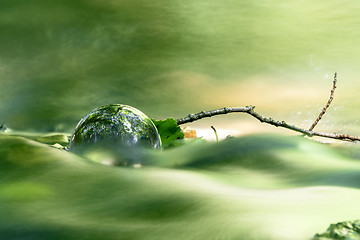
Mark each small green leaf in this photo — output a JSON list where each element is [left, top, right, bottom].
[[152, 118, 184, 148]]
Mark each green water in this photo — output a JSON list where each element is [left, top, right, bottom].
[[1, 1, 360, 239], [2, 133, 360, 240]]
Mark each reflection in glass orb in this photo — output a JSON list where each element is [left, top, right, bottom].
[[69, 104, 161, 154]]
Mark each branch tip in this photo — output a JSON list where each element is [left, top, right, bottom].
[[308, 72, 338, 131]]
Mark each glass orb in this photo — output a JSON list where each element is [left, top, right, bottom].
[[69, 104, 161, 153]]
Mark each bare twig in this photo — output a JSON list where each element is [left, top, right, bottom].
[[176, 73, 360, 142], [211, 126, 219, 142], [309, 72, 337, 131], [176, 105, 360, 142], [176, 106, 254, 125]]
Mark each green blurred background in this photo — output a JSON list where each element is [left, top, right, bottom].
[[3, 2, 360, 239], [1, 0, 360, 134]]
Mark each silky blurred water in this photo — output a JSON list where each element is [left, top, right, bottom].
[[2, 2, 360, 239], [1, 133, 360, 240], [0, 0, 360, 135]]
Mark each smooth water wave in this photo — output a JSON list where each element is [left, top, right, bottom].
[[1, 133, 360, 239]]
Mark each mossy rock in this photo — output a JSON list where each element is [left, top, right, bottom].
[[314, 220, 360, 240]]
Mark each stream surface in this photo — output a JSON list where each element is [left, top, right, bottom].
[[1, 1, 360, 239], [1, 132, 360, 239]]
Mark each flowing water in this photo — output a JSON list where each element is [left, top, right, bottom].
[[1, 1, 360, 239]]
